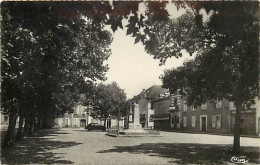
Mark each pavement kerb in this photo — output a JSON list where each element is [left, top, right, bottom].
[[160, 130, 260, 139]]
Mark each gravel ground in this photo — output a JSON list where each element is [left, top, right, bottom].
[[1, 127, 260, 165]]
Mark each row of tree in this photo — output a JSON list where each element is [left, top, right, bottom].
[[1, 3, 113, 148]]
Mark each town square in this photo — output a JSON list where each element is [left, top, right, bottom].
[[1, 127, 260, 164], [1, 1, 260, 165]]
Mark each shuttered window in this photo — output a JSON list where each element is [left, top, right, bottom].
[[183, 116, 187, 127], [216, 115, 221, 129], [192, 116, 196, 127], [212, 116, 216, 128], [216, 101, 222, 109]]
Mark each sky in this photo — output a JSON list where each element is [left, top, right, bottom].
[[103, 2, 194, 99]]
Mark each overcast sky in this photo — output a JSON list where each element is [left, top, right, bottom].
[[103, 2, 194, 99]]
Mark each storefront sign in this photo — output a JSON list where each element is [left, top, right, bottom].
[[152, 114, 170, 120]]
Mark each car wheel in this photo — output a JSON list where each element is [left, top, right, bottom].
[[102, 128, 106, 131], [88, 129, 91, 131]]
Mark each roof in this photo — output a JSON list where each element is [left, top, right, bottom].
[[128, 85, 168, 103], [145, 85, 168, 99]]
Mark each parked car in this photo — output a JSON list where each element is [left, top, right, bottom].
[[85, 123, 106, 131]]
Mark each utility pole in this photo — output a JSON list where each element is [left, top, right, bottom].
[[117, 101, 120, 136]]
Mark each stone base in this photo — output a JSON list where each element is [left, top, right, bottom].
[[118, 129, 149, 136], [128, 123, 142, 130]]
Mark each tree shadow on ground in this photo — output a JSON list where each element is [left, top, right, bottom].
[[98, 143, 260, 164], [1, 129, 82, 164]]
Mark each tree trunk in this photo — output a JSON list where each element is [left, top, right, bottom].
[[103, 117, 107, 128], [28, 118, 34, 135], [233, 102, 242, 153], [23, 116, 31, 137], [16, 116, 24, 141], [33, 118, 38, 133], [37, 117, 43, 130], [2, 114, 18, 148]]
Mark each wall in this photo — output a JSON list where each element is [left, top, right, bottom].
[[147, 102, 154, 128], [153, 97, 171, 115], [153, 97, 171, 130], [230, 109, 257, 135], [181, 99, 230, 134]]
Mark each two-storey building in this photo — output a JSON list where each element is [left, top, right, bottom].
[[153, 92, 260, 136]]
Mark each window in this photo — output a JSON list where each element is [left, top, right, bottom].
[[191, 104, 196, 111], [216, 101, 222, 108], [176, 116, 179, 123], [212, 116, 216, 128], [183, 101, 187, 112], [212, 115, 221, 129], [201, 103, 207, 110], [66, 118, 69, 125], [183, 116, 187, 127], [150, 115, 154, 122], [229, 102, 236, 110], [75, 118, 78, 126], [216, 115, 221, 129], [73, 119, 76, 126], [192, 116, 196, 127]]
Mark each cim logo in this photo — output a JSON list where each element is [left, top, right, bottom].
[[231, 156, 249, 164]]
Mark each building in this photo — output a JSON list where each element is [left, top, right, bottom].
[[229, 99, 259, 135], [56, 104, 124, 128], [0, 112, 9, 126], [152, 92, 182, 130], [152, 94, 171, 130], [175, 94, 260, 136], [56, 104, 91, 128], [152, 92, 260, 136], [128, 85, 167, 129], [180, 97, 230, 134]]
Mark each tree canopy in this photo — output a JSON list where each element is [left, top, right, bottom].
[[91, 82, 127, 127]]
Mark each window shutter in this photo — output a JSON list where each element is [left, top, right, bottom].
[[212, 116, 216, 128], [216, 115, 221, 129], [183, 101, 187, 112], [192, 116, 196, 127]]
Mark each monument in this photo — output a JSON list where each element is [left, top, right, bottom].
[[128, 103, 143, 131], [112, 103, 160, 136]]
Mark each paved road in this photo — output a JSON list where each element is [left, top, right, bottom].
[[1, 127, 260, 164]]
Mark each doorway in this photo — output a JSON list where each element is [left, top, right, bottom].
[[200, 115, 207, 132], [80, 119, 86, 127]]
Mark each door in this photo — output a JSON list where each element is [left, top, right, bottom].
[[80, 119, 86, 127], [107, 120, 111, 128], [201, 117, 206, 132]]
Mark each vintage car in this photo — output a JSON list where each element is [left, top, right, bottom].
[[85, 123, 106, 131]]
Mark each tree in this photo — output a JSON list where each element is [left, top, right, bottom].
[[91, 82, 127, 127], [160, 2, 259, 153], [1, 2, 112, 147]]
